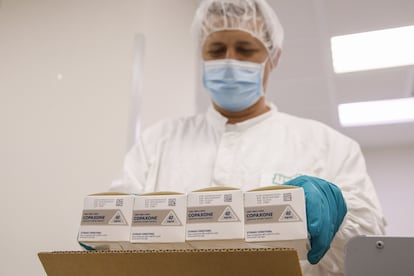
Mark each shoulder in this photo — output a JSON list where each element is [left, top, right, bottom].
[[275, 111, 358, 148], [274, 112, 366, 182]]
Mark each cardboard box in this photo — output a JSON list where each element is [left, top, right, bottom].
[[243, 185, 309, 259], [38, 248, 303, 276], [77, 193, 134, 250], [131, 192, 187, 243], [186, 187, 244, 241]]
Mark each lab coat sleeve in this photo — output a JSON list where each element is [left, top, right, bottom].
[[109, 119, 175, 194], [317, 134, 386, 274], [109, 137, 149, 194]]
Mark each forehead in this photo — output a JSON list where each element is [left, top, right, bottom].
[[203, 30, 266, 49]]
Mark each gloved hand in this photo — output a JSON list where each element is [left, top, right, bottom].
[[284, 175, 347, 264]]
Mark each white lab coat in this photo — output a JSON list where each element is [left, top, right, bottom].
[[110, 103, 386, 275]]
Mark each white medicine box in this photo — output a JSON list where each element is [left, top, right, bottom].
[[78, 193, 134, 247], [243, 185, 309, 259], [186, 187, 244, 241], [130, 192, 187, 243]]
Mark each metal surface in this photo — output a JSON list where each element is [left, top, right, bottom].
[[345, 236, 414, 276]]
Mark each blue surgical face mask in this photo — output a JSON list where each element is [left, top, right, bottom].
[[202, 58, 266, 112]]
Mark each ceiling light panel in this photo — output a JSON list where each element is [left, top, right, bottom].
[[331, 25, 414, 73]]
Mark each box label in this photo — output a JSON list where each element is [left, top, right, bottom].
[[245, 205, 302, 224], [81, 209, 128, 226], [187, 205, 240, 223], [132, 209, 182, 226]]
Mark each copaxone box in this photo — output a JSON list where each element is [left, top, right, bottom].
[[78, 193, 134, 250], [130, 192, 187, 243], [244, 185, 309, 259], [186, 187, 244, 241]]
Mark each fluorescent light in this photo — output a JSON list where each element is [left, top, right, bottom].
[[331, 25, 414, 73], [338, 98, 414, 127]]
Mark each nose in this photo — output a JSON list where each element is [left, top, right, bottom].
[[225, 47, 237, 60]]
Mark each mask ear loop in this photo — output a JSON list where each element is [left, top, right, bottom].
[[259, 56, 270, 95], [261, 56, 270, 66]]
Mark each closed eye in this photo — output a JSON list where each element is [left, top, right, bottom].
[[207, 47, 227, 58], [236, 47, 259, 57]]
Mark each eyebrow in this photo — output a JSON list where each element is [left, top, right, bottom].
[[235, 40, 255, 46], [207, 40, 258, 47], [208, 42, 226, 47]]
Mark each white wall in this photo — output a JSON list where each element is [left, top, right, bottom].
[[363, 145, 414, 236], [0, 1, 197, 275]]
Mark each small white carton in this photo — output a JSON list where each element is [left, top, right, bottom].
[[130, 192, 187, 243], [78, 193, 134, 250], [186, 187, 244, 241], [244, 185, 309, 259]]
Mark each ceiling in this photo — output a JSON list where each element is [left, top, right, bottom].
[[266, 0, 414, 149]]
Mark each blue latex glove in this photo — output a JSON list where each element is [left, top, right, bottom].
[[285, 175, 347, 264]]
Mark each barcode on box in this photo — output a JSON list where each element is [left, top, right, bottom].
[[168, 198, 176, 206], [283, 193, 292, 202], [224, 194, 232, 202]]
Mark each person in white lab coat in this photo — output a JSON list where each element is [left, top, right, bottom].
[[110, 0, 386, 275]]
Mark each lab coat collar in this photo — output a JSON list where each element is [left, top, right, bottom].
[[206, 102, 278, 132]]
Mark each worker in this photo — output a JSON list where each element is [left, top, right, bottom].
[[110, 0, 386, 275]]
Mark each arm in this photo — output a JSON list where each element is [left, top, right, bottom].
[[321, 139, 386, 271], [286, 133, 385, 273], [109, 138, 149, 194], [109, 119, 173, 194]]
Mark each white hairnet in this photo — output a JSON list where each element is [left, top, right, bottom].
[[192, 0, 284, 65]]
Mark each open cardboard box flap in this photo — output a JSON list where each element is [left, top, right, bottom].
[[38, 248, 303, 276]]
